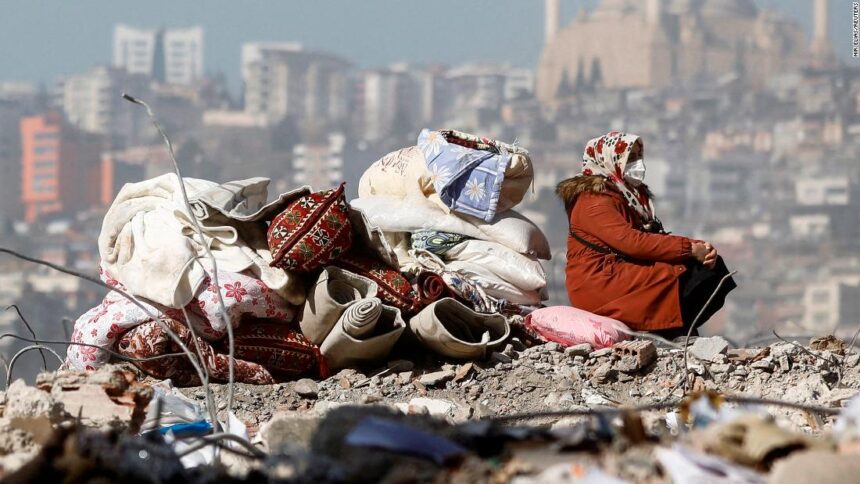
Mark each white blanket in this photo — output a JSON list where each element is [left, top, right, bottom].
[[99, 174, 308, 308]]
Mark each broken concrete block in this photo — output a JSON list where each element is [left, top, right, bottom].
[[258, 411, 320, 451], [38, 365, 152, 434], [613, 340, 657, 372], [750, 359, 774, 372], [688, 336, 730, 362], [4, 380, 64, 444]]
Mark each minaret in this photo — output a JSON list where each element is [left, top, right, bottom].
[[647, 0, 663, 26], [810, 0, 837, 67], [545, 0, 560, 45]]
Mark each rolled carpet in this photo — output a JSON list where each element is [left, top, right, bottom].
[[340, 298, 383, 339], [416, 271, 448, 304]]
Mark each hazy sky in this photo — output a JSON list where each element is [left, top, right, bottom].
[[0, 0, 853, 93]]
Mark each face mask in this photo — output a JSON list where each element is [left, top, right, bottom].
[[624, 159, 646, 186]]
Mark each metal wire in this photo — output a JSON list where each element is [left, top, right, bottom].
[[683, 270, 738, 391], [0, 248, 210, 397], [5, 305, 48, 370], [6, 345, 65, 387], [123, 93, 237, 417], [175, 432, 268, 459]]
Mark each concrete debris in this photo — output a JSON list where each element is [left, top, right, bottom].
[[564, 343, 593, 358], [0, 338, 854, 482], [810, 336, 846, 356], [688, 336, 730, 362], [257, 411, 320, 451], [418, 370, 455, 387], [613, 340, 657, 372]]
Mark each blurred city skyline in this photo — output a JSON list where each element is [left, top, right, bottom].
[[0, 0, 850, 93]]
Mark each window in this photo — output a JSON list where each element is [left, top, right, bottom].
[[33, 145, 55, 155]]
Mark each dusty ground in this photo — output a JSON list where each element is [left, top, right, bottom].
[[177, 337, 860, 436]]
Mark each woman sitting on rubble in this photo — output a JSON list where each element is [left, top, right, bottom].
[[556, 131, 736, 339]]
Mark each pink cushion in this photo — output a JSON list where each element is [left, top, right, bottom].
[[523, 306, 631, 349]]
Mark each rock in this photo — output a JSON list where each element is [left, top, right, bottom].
[[418, 370, 455, 387], [408, 397, 455, 417], [847, 353, 860, 368], [258, 412, 320, 451], [565, 343, 593, 358], [613, 340, 657, 372], [293, 379, 319, 399], [545, 342, 562, 352], [688, 336, 730, 362], [543, 392, 560, 406], [489, 352, 512, 365], [733, 367, 749, 377], [397, 371, 413, 384]]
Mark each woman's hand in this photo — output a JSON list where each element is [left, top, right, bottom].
[[691, 241, 718, 269]]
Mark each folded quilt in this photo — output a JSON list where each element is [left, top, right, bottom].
[[68, 267, 296, 371], [418, 129, 508, 223]]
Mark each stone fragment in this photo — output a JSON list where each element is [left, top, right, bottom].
[[846, 354, 860, 368], [750, 359, 774, 372], [418, 370, 455, 387], [591, 348, 614, 358], [688, 336, 730, 362], [293, 379, 319, 399], [453, 363, 474, 382], [613, 340, 657, 372], [565, 343, 593, 358]]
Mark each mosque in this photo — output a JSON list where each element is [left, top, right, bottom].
[[536, 0, 837, 103]]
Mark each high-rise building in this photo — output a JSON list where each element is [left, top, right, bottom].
[[20, 113, 105, 222], [113, 24, 204, 85], [291, 133, 345, 189], [55, 66, 150, 145], [242, 43, 350, 124]]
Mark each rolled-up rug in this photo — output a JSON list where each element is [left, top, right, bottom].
[[416, 271, 449, 304], [339, 298, 383, 339], [301, 266, 378, 345], [320, 301, 406, 370], [408, 298, 509, 360]]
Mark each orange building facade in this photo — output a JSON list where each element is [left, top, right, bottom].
[[20, 113, 104, 223]]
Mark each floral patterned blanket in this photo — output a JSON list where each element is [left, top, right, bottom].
[[67, 266, 318, 384]]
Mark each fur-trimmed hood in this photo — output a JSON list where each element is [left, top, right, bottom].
[[556, 175, 652, 210]]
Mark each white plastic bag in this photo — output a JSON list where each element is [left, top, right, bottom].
[[444, 240, 546, 291]]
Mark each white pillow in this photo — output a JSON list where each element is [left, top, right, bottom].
[[444, 240, 547, 291], [446, 260, 546, 305]]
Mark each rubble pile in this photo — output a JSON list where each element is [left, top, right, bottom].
[[0, 337, 853, 482]]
